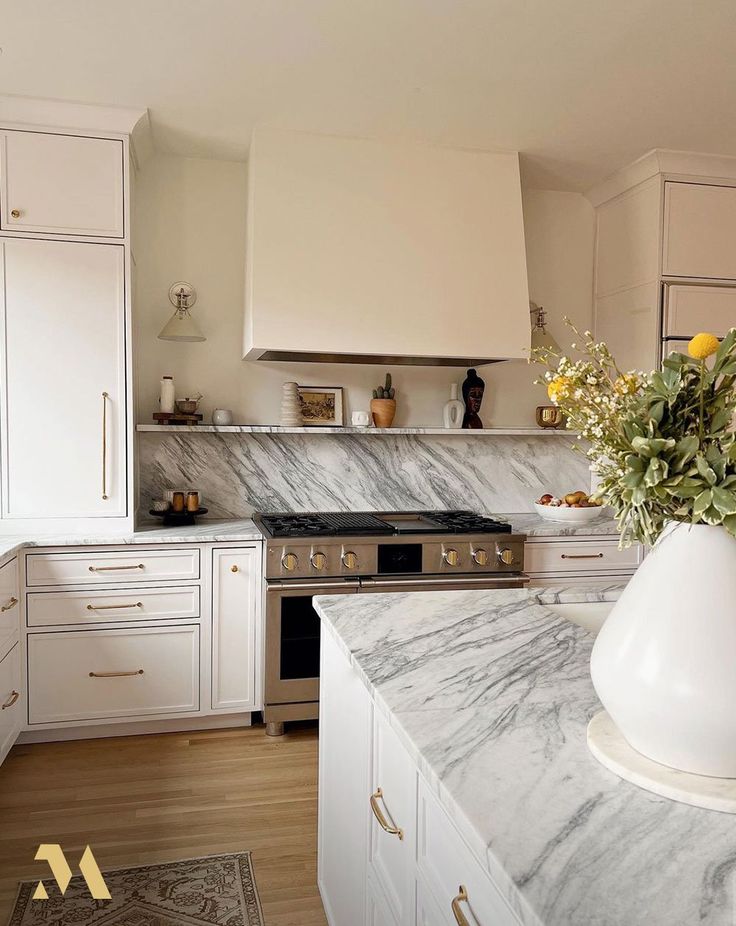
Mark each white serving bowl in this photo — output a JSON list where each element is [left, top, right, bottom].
[[534, 502, 607, 523]]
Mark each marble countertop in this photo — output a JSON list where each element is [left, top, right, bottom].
[[314, 585, 734, 926], [0, 519, 263, 563], [503, 511, 620, 537], [0, 512, 620, 566]]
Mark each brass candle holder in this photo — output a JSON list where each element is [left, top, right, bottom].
[[536, 405, 566, 429]]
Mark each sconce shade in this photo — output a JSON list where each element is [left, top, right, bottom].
[[158, 281, 206, 342]]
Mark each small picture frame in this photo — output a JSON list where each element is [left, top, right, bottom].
[[297, 386, 344, 427]]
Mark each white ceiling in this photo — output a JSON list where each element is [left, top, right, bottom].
[[3, 0, 736, 190]]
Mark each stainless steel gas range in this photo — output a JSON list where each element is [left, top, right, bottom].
[[254, 510, 527, 736]]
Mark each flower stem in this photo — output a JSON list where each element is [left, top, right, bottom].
[[699, 359, 705, 443]]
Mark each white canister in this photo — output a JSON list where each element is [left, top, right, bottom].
[[212, 408, 234, 426], [351, 410, 370, 427], [160, 376, 175, 414]]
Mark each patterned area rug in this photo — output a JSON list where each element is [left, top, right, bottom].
[[7, 852, 264, 926]]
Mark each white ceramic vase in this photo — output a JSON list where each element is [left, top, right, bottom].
[[591, 522, 736, 777]]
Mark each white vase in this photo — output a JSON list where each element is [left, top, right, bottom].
[[443, 383, 464, 429], [590, 522, 736, 777], [280, 382, 303, 427], [159, 375, 175, 414]]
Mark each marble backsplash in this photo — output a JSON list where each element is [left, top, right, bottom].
[[137, 432, 590, 518]]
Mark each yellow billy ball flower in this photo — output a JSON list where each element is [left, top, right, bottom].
[[547, 376, 571, 404], [688, 332, 720, 360]]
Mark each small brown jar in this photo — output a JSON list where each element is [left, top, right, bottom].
[[171, 491, 185, 513], [186, 491, 200, 512]]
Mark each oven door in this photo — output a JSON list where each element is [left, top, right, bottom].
[[359, 573, 529, 593], [265, 578, 360, 706]]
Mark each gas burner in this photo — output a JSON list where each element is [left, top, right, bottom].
[[424, 510, 512, 534], [259, 514, 335, 537]]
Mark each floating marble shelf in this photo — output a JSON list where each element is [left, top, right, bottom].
[[136, 424, 573, 436]]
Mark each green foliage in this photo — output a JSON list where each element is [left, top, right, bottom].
[[534, 325, 736, 547]]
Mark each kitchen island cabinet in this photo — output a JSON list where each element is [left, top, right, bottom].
[[316, 585, 735, 925]]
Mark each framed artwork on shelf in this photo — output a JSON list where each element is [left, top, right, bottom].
[[297, 386, 344, 426]]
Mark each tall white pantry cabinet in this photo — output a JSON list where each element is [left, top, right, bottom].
[[590, 150, 736, 373], [0, 109, 143, 533]]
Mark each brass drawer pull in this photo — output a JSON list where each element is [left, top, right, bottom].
[[89, 669, 144, 678], [86, 602, 143, 611], [10, 209, 21, 219], [451, 885, 470, 925], [88, 564, 145, 572], [560, 552, 604, 560], [369, 788, 404, 840], [1, 690, 19, 710], [101, 391, 109, 500], [0, 596, 18, 612]]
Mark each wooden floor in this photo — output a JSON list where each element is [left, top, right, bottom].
[[0, 723, 328, 925]]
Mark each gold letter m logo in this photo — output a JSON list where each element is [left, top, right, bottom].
[[33, 844, 111, 900]]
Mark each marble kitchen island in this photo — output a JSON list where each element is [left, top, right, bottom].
[[315, 586, 735, 926]]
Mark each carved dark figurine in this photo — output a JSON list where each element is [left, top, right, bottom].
[[461, 368, 485, 429]]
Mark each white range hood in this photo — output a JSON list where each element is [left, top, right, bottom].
[[243, 127, 531, 366]]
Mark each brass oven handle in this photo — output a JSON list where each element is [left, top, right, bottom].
[[101, 391, 109, 500], [560, 553, 604, 560], [88, 564, 145, 572], [1, 690, 19, 710], [451, 885, 470, 925], [369, 788, 404, 840], [0, 596, 18, 612], [87, 601, 143, 611], [267, 580, 361, 591], [89, 669, 144, 678]]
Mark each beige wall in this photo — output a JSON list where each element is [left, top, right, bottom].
[[133, 156, 594, 428]]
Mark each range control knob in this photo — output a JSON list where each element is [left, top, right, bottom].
[[311, 551, 327, 571], [472, 548, 489, 566], [443, 548, 460, 567], [498, 547, 515, 566], [342, 551, 358, 570], [281, 552, 299, 571]]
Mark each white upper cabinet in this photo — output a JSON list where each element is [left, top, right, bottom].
[[244, 128, 531, 364], [0, 130, 124, 238], [0, 238, 127, 519], [663, 182, 736, 280]]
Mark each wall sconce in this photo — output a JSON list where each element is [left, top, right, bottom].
[[158, 282, 206, 342], [529, 301, 560, 355]]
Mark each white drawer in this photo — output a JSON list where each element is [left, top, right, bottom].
[[418, 780, 520, 926], [28, 626, 200, 724], [27, 586, 200, 627], [0, 558, 19, 660], [0, 643, 22, 764], [370, 709, 417, 924], [664, 284, 736, 338], [525, 539, 641, 575], [26, 549, 200, 587]]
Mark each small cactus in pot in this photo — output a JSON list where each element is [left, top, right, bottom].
[[370, 373, 397, 428]]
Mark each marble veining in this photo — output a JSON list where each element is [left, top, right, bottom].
[[138, 431, 590, 518], [315, 586, 736, 925], [0, 519, 262, 562]]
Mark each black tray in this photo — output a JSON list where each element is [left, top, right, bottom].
[[149, 507, 208, 527]]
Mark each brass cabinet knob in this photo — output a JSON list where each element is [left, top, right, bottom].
[[231, 565, 239, 573], [472, 548, 489, 566], [342, 550, 358, 570], [10, 209, 21, 219], [498, 547, 515, 566], [281, 552, 298, 571], [443, 548, 460, 567], [311, 552, 327, 571]]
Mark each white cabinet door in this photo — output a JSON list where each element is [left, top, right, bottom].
[[211, 546, 260, 712], [0, 557, 18, 660], [664, 284, 736, 338], [28, 625, 200, 724], [663, 182, 736, 280], [369, 708, 417, 924], [318, 629, 372, 926], [0, 130, 124, 237], [0, 643, 21, 764], [0, 238, 127, 518]]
